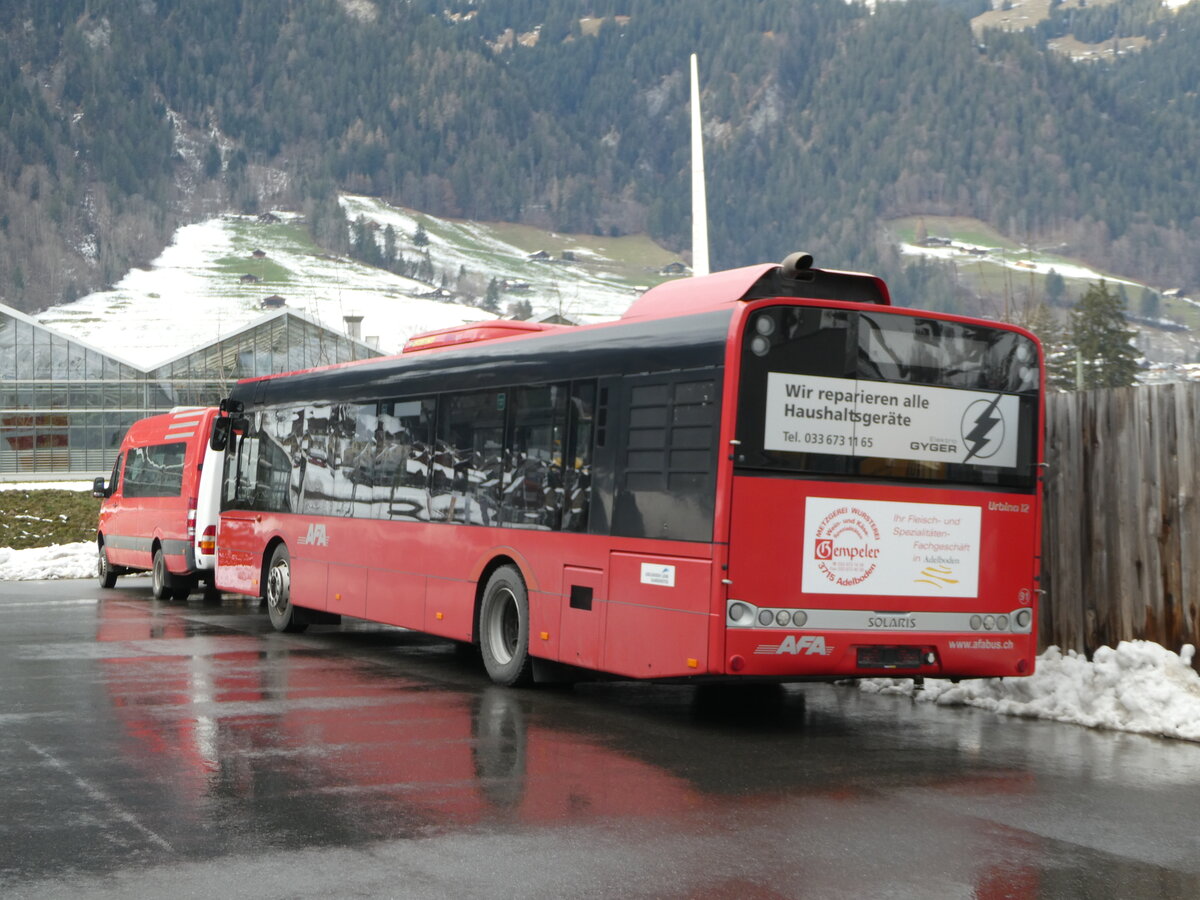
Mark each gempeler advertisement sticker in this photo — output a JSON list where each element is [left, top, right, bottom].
[[802, 497, 981, 598], [764, 373, 1020, 468]]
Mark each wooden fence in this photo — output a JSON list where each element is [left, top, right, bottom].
[[1041, 382, 1200, 659]]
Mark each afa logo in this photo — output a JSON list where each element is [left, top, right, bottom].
[[299, 523, 329, 546], [754, 635, 832, 656]]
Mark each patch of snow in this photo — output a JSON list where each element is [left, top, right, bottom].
[[0, 481, 93, 492], [0, 542, 97, 580], [899, 241, 1141, 286], [861, 642, 1200, 743]]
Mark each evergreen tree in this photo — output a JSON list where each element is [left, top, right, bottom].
[[413, 222, 429, 247], [1069, 281, 1140, 389], [1044, 269, 1066, 307], [507, 298, 534, 319], [383, 224, 396, 266], [483, 277, 501, 313], [1015, 302, 1073, 391], [1139, 287, 1160, 319]]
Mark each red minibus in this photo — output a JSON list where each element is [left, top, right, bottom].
[[213, 253, 1044, 685], [94, 406, 224, 600]]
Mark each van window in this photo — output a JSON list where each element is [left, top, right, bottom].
[[122, 443, 186, 498]]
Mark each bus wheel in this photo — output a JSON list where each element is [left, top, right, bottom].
[[151, 548, 172, 600], [265, 544, 307, 634], [98, 542, 117, 589], [479, 566, 533, 687]]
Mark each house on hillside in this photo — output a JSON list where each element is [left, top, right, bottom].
[[260, 295, 286, 309], [660, 261, 688, 275], [251, 249, 267, 259], [239, 274, 261, 284], [526, 250, 551, 262], [257, 212, 281, 224]]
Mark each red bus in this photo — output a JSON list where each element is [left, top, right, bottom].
[[213, 252, 1043, 685]]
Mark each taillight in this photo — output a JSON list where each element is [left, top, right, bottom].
[[199, 525, 217, 556], [187, 498, 197, 540]]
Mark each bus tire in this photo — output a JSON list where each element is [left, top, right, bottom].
[[98, 541, 118, 589], [151, 548, 172, 600], [265, 544, 308, 634], [478, 565, 533, 687]]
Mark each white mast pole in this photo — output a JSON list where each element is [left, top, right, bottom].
[[689, 53, 710, 277]]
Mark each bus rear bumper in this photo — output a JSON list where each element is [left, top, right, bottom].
[[722, 629, 1037, 679]]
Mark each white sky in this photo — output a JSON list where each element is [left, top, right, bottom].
[[2, 537, 1197, 745]]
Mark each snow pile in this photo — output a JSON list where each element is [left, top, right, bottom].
[[0, 481, 93, 492], [0, 541, 97, 581], [862, 641, 1200, 742]]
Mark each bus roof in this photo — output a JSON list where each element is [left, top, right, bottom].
[[620, 257, 890, 321]]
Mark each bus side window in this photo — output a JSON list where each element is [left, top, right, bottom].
[[376, 398, 435, 521], [562, 382, 595, 533], [504, 384, 568, 530], [434, 391, 505, 525]]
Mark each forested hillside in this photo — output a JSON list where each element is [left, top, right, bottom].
[[2, 0, 1199, 317]]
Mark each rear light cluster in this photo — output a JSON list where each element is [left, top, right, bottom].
[[727, 601, 807, 629], [971, 608, 1032, 632], [186, 498, 197, 540], [199, 525, 217, 556]]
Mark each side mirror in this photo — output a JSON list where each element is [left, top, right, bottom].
[[210, 417, 231, 452], [92, 476, 109, 499]]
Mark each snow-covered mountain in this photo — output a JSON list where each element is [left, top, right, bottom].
[[35, 197, 683, 368]]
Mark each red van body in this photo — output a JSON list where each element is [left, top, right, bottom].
[[94, 407, 224, 599]]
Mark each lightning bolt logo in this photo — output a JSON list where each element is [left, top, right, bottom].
[[961, 395, 1004, 462]]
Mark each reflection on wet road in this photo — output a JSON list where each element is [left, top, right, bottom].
[[2, 578, 1199, 899]]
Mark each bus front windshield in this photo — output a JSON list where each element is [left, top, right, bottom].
[[734, 306, 1040, 490]]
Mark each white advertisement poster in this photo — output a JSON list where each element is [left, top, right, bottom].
[[801, 496, 981, 598], [764, 373, 1020, 468]]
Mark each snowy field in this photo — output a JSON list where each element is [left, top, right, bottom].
[[2, 537, 1197, 745], [35, 196, 671, 370]]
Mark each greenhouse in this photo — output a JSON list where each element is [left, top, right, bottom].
[[0, 303, 379, 476]]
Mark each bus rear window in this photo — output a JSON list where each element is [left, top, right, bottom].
[[735, 306, 1040, 489]]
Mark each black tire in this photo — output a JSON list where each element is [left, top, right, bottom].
[[151, 548, 172, 600], [265, 544, 307, 633], [478, 565, 533, 687], [171, 575, 197, 602], [202, 580, 222, 604], [97, 542, 118, 589]]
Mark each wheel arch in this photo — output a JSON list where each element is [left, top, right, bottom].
[[259, 535, 288, 599], [470, 550, 535, 646]]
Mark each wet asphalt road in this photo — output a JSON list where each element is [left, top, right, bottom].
[[2, 578, 1199, 900]]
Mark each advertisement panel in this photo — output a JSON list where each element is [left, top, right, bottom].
[[801, 496, 982, 598], [764, 373, 1020, 468]]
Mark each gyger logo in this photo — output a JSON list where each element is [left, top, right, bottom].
[[960, 395, 1005, 463], [810, 505, 881, 588]]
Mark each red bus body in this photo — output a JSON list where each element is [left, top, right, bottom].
[[95, 407, 223, 596], [215, 258, 1044, 683]]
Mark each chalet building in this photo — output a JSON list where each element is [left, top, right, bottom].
[[260, 295, 287, 309]]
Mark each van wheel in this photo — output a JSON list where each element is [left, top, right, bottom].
[[98, 543, 118, 589], [265, 544, 307, 634], [151, 548, 172, 600], [478, 566, 533, 687]]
